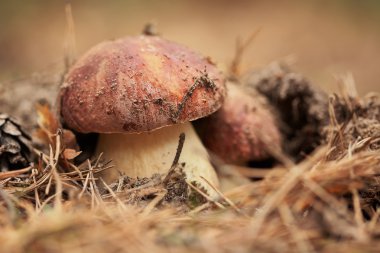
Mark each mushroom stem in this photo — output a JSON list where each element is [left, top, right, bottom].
[[96, 122, 219, 197]]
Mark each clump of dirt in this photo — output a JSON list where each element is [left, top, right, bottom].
[[322, 89, 380, 216], [105, 165, 190, 205], [163, 165, 190, 203], [243, 62, 329, 162], [327, 92, 380, 160]]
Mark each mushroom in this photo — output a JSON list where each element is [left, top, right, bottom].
[[195, 82, 282, 164], [59, 35, 226, 196]]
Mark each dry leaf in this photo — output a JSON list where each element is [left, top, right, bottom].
[[34, 101, 78, 151], [35, 101, 59, 145], [63, 148, 82, 160]]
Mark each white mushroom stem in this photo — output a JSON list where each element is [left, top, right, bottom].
[[96, 122, 219, 198]]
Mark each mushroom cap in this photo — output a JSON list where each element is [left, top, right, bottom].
[[60, 35, 226, 133], [196, 82, 282, 163]]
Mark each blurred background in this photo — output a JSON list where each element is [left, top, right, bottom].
[[0, 0, 379, 94]]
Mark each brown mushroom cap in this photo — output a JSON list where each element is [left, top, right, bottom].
[[60, 35, 226, 133], [196, 83, 282, 163]]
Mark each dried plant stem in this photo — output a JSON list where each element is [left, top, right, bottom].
[[163, 133, 185, 185], [0, 166, 33, 180], [100, 177, 127, 211]]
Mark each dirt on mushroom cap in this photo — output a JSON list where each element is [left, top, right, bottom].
[[60, 35, 226, 134]]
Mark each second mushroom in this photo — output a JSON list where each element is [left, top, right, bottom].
[[195, 82, 282, 164]]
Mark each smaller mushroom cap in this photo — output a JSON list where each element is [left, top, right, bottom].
[[60, 35, 226, 133], [196, 83, 282, 163]]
